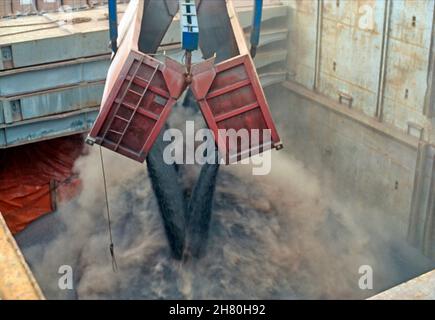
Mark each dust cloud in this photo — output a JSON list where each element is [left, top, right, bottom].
[[16, 105, 435, 300], [6, 0, 435, 300]]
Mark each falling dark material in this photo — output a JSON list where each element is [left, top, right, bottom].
[[146, 130, 187, 260], [138, 0, 238, 259], [16, 157, 435, 300], [146, 105, 221, 259], [185, 154, 220, 259]]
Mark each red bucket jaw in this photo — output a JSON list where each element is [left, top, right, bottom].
[[86, 0, 282, 164], [190, 54, 283, 164], [87, 51, 283, 164], [162, 57, 189, 99], [88, 51, 186, 163], [87, 0, 282, 164]]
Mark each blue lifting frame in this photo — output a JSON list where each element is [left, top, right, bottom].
[[250, 0, 263, 58], [180, 0, 199, 52], [108, 0, 118, 54], [107, 0, 263, 57]]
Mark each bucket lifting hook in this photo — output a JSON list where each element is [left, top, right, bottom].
[[180, 0, 200, 84]]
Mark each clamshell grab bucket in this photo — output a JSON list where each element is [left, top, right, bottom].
[[87, 0, 282, 163], [190, 55, 282, 163], [88, 52, 186, 162]]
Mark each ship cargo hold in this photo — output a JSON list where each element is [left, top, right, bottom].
[[1, 0, 435, 301]]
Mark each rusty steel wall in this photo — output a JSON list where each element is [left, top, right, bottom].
[[35, 0, 61, 11], [0, 1, 12, 17], [383, 0, 435, 139], [87, 0, 107, 6], [286, 0, 317, 88], [284, 0, 435, 259], [62, 0, 89, 9], [286, 0, 435, 143], [320, 0, 386, 117], [11, 0, 37, 15]]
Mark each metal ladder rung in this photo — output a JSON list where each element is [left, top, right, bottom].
[[100, 56, 144, 142], [108, 129, 124, 135], [113, 63, 160, 151], [128, 88, 143, 96], [126, 75, 150, 85], [113, 100, 134, 109], [116, 102, 159, 121], [120, 101, 137, 111], [114, 115, 129, 122], [130, 77, 170, 99], [134, 75, 151, 85]]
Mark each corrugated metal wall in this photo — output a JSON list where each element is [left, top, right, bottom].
[[285, 0, 435, 259], [286, 0, 435, 142], [383, 0, 434, 135], [320, 0, 385, 117]]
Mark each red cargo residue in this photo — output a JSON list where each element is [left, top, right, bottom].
[[0, 135, 84, 234], [88, 50, 186, 162], [190, 54, 282, 163]]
